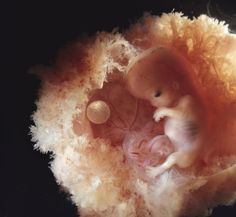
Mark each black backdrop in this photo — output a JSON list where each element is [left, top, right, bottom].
[[3, 0, 236, 217]]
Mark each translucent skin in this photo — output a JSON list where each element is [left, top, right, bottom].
[[127, 47, 205, 177]]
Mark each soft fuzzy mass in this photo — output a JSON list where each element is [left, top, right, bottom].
[[31, 13, 236, 217]]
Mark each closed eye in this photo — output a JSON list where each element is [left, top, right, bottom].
[[154, 90, 162, 97]]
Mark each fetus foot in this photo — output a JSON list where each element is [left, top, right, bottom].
[[146, 151, 195, 178], [146, 153, 177, 178]]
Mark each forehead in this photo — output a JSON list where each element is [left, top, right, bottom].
[[126, 60, 164, 99], [127, 53, 170, 87], [127, 47, 189, 88]]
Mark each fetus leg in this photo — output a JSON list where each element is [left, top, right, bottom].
[[123, 133, 174, 167], [143, 135, 174, 166], [147, 135, 173, 155], [146, 151, 196, 178]]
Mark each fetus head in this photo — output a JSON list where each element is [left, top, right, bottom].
[[126, 47, 194, 107]]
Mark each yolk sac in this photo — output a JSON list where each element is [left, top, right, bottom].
[[86, 100, 111, 124]]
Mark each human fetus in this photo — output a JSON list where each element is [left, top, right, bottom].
[[126, 47, 204, 178]]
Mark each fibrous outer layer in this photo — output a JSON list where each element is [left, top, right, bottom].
[[31, 13, 236, 217]]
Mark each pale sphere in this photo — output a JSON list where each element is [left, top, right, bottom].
[[86, 100, 111, 124]]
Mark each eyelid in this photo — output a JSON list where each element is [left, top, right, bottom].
[[154, 90, 162, 97]]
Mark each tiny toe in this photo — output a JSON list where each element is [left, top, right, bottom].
[[146, 167, 157, 178]]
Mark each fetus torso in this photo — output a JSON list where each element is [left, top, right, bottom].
[[164, 95, 200, 152]]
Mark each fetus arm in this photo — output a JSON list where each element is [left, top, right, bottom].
[[153, 107, 181, 122], [153, 95, 194, 122]]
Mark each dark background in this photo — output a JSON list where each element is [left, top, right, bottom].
[[3, 0, 236, 217]]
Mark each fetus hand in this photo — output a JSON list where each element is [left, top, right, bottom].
[[153, 107, 180, 122], [153, 108, 166, 122]]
